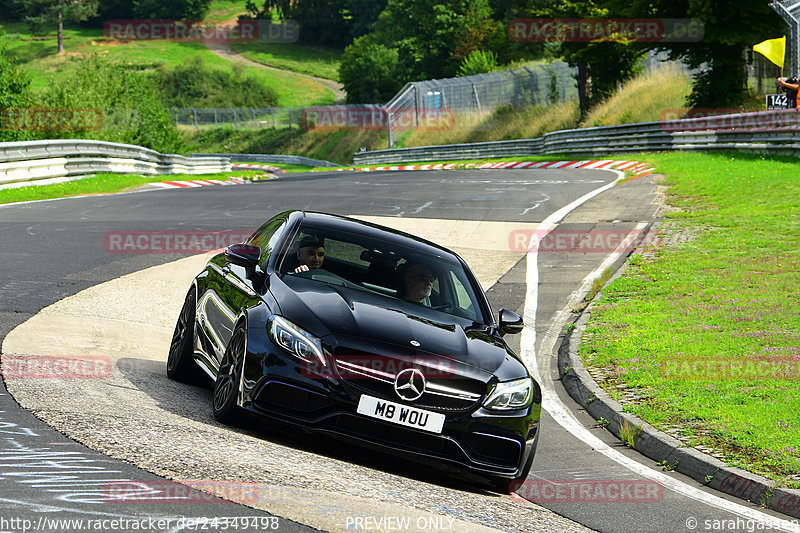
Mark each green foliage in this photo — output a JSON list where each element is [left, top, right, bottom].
[[374, 0, 496, 80], [16, 0, 98, 35], [41, 55, 184, 153], [245, 0, 387, 46], [346, 0, 389, 39], [528, 0, 644, 116], [339, 35, 403, 103], [0, 30, 33, 141], [132, 0, 212, 20], [610, 0, 782, 109], [153, 56, 279, 108], [457, 49, 498, 77]]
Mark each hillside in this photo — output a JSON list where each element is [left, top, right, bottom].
[[184, 67, 695, 163], [0, 12, 339, 107]]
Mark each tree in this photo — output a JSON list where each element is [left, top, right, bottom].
[[345, 0, 388, 40], [374, 0, 496, 80], [339, 34, 403, 103], [609, 0, 782, 108], [17, 0, 98, 55], [0, 30, 33, 142], [132, 0, 212, 20], [526, 0, 645, 117], [290, 0, 352, 47]]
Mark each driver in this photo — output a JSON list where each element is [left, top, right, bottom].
[[294, 237, 325, 273], [401, 263, 436, 303]]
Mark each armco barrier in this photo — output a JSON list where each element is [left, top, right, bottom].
[[0, 140, 231, 185], [193, 153, 339, 167], [353, 109, 800, 165]]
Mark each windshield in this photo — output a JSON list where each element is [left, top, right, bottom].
[[279, 224, 488, 324]]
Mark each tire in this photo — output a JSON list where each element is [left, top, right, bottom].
[[167, 288, 202, 384], [212, 324, 246, 425]]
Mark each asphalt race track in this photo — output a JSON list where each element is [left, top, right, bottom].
[[0, 168, 797, 533]]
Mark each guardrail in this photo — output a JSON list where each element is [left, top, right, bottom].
[[0, 140, 232, 185], [193, 153, 339, 167], [353, 109, 800, 165]]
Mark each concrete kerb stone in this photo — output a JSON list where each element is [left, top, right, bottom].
[[555, 251, 800, 519]]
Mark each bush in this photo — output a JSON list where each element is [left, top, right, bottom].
[[131, 0, 211, 20], [339, 35, 404, 104], [457, 49, 497, 77], [41, 55, 184, 153], [0, 30, 33, 142], [153, 56, 279, 108]]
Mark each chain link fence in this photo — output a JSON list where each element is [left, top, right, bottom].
[[171, 61, 579, 137], [385, 62, 578, 145], [171, 107, 305, 129]]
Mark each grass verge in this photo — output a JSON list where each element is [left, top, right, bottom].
[[581, 151, 800, 487], [230, 42, 342, 81], [0, 171, 265, 205]]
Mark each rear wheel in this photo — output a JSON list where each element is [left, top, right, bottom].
[[212, 325, 246, 425], [167, 289, 202, 384]]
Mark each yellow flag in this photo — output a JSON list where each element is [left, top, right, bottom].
[[753, 36, 786, 68]]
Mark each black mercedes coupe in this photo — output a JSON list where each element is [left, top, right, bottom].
[[167, 211, 541, 488]]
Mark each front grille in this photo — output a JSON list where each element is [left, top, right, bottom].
[[332, 349, 485, 413]]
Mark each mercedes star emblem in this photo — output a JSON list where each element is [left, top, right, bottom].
[[394, 368, 426, 401]]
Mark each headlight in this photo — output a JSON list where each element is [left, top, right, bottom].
[[483, 378, 533, 410], [268, 315, 327, 368]]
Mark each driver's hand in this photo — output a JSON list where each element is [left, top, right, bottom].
[[294, 265, 310, 273]]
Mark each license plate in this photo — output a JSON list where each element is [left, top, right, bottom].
[[357, 394, 445, 434]]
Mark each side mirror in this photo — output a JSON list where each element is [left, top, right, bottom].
[[498, 309, 524, 336], [224, 243, 261, 269]]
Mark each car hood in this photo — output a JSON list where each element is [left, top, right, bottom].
[[270, 275, 525, 381]]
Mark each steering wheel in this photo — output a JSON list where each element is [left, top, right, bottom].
[[432, 303, 454, 313]]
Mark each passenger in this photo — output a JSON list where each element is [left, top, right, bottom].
[[294, 237, 325, 273], [399, 263, 436, 303]]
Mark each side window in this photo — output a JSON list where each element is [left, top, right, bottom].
[[247, 219, 286, 265], [449, 270, 478, 321]]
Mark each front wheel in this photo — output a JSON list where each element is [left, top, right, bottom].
[[212, 325, 246, 425]]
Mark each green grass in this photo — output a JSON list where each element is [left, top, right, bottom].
[[0, 170, 266, 204], [204, 0, 249, 23], [230, 42, 342, 81], [581, 151, 800, 486], [0, 22, 333, 106]]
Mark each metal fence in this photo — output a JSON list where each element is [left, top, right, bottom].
[[171, 107, 305, 130], [0, 139, 231, 184], [171, 62, 579, 136], [384, 62, 577, 146]]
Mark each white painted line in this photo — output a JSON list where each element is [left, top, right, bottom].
[[520, 172, 800, 531]]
